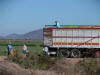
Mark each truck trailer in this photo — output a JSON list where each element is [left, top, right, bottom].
[[43, 23, 100, 57]]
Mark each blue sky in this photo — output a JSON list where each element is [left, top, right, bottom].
[[0, 0, 100, 36]]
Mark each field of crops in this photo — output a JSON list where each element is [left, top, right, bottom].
[[0, 40, 43, 56], [1, 40, 100, 75]]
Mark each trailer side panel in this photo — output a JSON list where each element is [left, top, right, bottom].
[[52, 29, 100, 48]]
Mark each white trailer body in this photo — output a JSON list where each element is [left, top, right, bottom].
[[43, 25, 100, 57], [52, 29, 100, 48]]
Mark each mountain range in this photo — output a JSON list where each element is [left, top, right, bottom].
[[0, 29, 43, 40]]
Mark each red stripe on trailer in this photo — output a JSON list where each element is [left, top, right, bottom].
[[53, 42, 99, 45]]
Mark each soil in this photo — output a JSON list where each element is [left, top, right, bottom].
[[0, 56, 58, 75], [0, 56, 99, 75]]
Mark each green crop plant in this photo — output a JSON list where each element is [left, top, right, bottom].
[[76, 58, 99, 75]]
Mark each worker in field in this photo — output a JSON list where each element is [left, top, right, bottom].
[[43, 47, 49, 56], [23, 44, 28, 57], [10, 49, 17, 57], [7, 42, 13, 57]]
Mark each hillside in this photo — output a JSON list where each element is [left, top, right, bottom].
[[0, 36, 5, 40], [0, 29, 43, 40], [22, 29, 43, 40]]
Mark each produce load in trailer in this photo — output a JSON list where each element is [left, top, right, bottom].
[[43, 23, 100, 58]]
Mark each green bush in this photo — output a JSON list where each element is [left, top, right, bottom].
[[76, 58, 99, 75], [9, 52, 56, 70]]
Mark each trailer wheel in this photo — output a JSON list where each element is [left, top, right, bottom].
[[71, 49, 81, 58], [60, 49, 70, 58]]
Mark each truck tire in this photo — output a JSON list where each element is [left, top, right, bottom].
[[60, 49, 70, 58], [71, 49, 81, 58]]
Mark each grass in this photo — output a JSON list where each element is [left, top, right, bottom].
[[8, 52, 56, 70], [0, 40, 55, 70], [0, 40, 43, 56], [0, 40, 43, 46], [1, 40, 100, 75], [0, 40, 62, 70], [75, 58, 100, 75]]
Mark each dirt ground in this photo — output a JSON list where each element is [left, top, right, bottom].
[[0, 56, 100, 75], [0, 56, 60, 75]]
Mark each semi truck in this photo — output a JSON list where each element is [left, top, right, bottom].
[[43, 22, 100, 57]]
